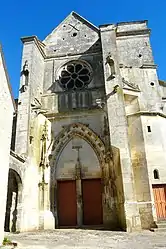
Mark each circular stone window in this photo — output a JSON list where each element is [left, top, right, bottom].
[[58, 61, 93, 90]]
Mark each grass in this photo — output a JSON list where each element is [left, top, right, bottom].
[[2, 237, 12, 246]]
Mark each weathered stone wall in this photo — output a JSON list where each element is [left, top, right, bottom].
[[15, 42, 33, 155], [0, 46, 15, 244], [43, 54, 104, 93], [117, 22, 154, 67], [100, 24, 142, 231], [42, 53, 105, 113], [14, 42, 45, 229], [127, 114, 154, 229], [140, 115, 166, 221], [121, 68, 162, 112], [141, 115, 166, 184], [43, 12, 100, 57], [51, 110, 104, 137], [15, 37, 45, 156], [117, 21, 165, 227]]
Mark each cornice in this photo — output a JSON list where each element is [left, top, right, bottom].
[[122, 77, 140, 92], [45, 50, 102, 60], [140, 64, 157, 69], [10, 150, 25, 163], [116, 29, 151, 37], [21, 36, 46, 58], [127, 111, 166, 119]]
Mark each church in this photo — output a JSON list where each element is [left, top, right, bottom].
[[2, 12, 166, 237]]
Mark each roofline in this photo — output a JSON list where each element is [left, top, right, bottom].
[[71, 11, 99, 32], [21, 36, 46, 58], [99, 20, 148, 28], [0, 44, 16, 111], [117, 20, 148, 26], [43, 11, 99, 43]]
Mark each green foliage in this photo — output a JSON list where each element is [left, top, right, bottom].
[[2, 237, 12, 245]]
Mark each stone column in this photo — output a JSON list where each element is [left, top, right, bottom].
[[75, 158, 83, 227], [37, 119, 55, 230], [100, 25, 141, 231], [76, 179, 83, 227], [73, 143, 83, 227], [16, 202, 22, 232], [53, 181, 58, 228]]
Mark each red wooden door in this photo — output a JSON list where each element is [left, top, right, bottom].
[[82, 179, 103, 225], [153, 185, 166, 219], [57, 180, 77, 226]]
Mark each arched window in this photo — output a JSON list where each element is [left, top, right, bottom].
[[153, 169, 159, 179]]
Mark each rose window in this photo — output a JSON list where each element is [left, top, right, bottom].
[[58, 61, 92, 90]]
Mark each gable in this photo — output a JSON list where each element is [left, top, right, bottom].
[[43, 12, 100, 56]]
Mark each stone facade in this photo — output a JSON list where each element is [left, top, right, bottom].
[[4, 12, 166, 234], [0, 45, 15, 244]]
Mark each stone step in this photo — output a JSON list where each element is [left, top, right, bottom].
[[153, 227, 166, 232], [157, 219, 166, 223], [153, 221, 166, 232], [157, 222, 166, 228]]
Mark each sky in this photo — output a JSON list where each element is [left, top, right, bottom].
[[0, 0, 165, 98]]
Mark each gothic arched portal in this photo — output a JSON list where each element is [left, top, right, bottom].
[[49, 123, 118, 229]]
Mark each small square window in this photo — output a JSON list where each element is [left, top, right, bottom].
[[147, 126, 151, 132]]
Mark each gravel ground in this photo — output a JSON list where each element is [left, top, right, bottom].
[[3, 229, 166, 249]]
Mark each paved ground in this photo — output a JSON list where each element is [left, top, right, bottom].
[[3, 229, 166, 249]]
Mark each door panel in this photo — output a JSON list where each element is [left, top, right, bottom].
[[153, 185, 166, 219], [82, 179, 103, 225], [57, 180, 77, 226]]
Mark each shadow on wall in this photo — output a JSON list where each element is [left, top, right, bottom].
[[4, 169, 22, 232], [111, 146, 126, 231], [47, 40, 104, 93]]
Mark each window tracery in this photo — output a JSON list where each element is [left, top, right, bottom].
[[58, 61, 93, 90]]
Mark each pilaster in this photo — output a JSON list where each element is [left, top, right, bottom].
[[15, 36, 45, 157]]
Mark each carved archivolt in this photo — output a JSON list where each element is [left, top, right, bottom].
[[49, 123, 107, 170]]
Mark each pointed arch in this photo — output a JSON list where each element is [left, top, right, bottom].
[[49, 123, 106, 168]]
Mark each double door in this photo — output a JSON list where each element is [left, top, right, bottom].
[[57, 179, 103, 227]]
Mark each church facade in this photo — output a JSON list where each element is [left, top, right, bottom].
[[5, 12, 166, 234]]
